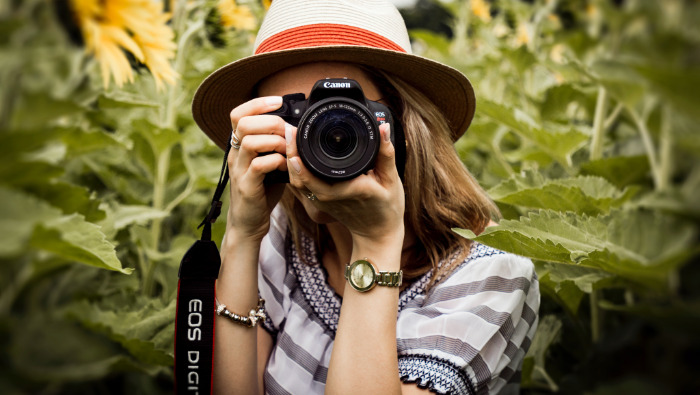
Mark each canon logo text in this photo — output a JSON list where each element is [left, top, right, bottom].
[[323, 81, 350, 88]]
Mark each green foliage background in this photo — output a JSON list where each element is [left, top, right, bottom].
[[1, 0, 699, 393]]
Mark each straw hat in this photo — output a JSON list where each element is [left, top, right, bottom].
[[192, 0, 475, 150]]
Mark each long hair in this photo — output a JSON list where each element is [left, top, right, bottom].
[[281, 67, 499, 290]]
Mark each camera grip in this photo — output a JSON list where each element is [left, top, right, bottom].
[[261, 93, 305, 184]]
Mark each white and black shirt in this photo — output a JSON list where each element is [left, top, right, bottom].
[[256, 207, 540, 394]]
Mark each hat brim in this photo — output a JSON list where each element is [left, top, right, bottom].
[[192, 45, 475, 150]]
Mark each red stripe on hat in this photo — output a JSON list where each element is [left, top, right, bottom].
[[255, 24, 406, 54]]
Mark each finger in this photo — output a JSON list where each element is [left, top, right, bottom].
[[286, 124, 376, 200], [285, 124, 331, 194], [286, 125, 304, 190], [288, 154, 359, 203], [374, 123, 398, 181], [236, 114, 287, 140], [237, 134, 287, 168], [240, 153, 287, 191], [230, 96, 283, 129], [285, 122, 299, 159]]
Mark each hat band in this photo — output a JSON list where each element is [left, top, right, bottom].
[[255, 23, 407, 55]]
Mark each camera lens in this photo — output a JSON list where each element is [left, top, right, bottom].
[[297, 99, 379, 181], [320, 123, 357, 160]]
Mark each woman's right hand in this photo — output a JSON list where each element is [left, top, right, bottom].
[[226, 96, 289, 243]]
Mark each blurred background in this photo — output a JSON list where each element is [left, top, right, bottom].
[[1, 0, 699, 393]]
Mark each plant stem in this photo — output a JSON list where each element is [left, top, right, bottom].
[[658, 105, 673, 192], [603, 102, 623, 130], [668, 269, 680, 296], [144, 147, 172, 296], [0, 263, 32, 315], [534, 366, 560, 392], [590, 290, 601, 343], [493, 126, 515, 176], [589, 86, 608, 161], [627, 105, 662, 190], [451, 1, 469, 57], [0, 66, 21, 130], [144, 3, 201, 295], [163, 19, 204, 128], [165, 178, 196, 213]]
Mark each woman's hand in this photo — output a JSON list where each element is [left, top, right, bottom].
[[286, 123, 405, 248], [226, 96, 289, 243]]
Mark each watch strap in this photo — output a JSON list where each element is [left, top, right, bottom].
[[345, 259, 403, 292], [376, 270, 403, 287]]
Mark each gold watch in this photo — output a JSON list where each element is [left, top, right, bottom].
[[345, 259, 403, 292]]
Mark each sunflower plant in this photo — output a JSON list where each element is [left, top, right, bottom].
[[0, 0, 263, 392], [0, 0, 698, 393]]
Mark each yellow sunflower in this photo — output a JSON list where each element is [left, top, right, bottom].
[[471, 0, 491, 23], [516, 24, 529, 46], [217, 0, 256, 30], [69, 0, 177, 89]]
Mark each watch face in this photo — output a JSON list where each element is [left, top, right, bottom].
[[348, 260, 376, 292]]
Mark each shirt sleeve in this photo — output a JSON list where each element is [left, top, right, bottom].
[[396, 244, 540, 395], [257, 205, 290, 338]]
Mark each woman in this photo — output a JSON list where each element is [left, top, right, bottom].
[[191, 1, 539, 394]]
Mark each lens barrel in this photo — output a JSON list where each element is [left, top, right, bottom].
[[297, 98, 380, 181]]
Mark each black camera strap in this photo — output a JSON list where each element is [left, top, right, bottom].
[[174, 141, 230, 394]]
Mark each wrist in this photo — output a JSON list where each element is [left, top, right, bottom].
[[224, 224, 266, 245], [222, 229, 263, 261], [350, 229, 404, 272], [351, 227, 404, 251]]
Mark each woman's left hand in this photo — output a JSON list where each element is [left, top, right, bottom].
[[286, 123, 405, 246]]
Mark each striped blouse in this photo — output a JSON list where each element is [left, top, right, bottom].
[[256, 207, 539, 394]]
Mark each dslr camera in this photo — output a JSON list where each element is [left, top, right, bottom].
[[262, 78, 405, 183]]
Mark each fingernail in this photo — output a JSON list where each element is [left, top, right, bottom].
[[383, 124, 391, 142], [285, 123, 293, 145], [265, 96, 283, 107], [290, 157, 301, 174]]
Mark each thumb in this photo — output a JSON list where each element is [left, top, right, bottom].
[[374, 123, 398, 179]]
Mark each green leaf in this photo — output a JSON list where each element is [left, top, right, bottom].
[[82, 153, 153, 205], [579, 155, 651, 188], [454, 209, 696, 289], [479, 99, 588, 167], [409, 29, 451, 55], [24, 181, 105, 222], [541, 83, 593, 121], [522, 314, 562, 392], [0, 160, 64, 188], [97, 90, 160, 109], [589, 60, 646, 108], [503, 45, 537, 73], [131, 119, 181, 155], [0, 187, 61, 257], [61, 127, 128, 156], [66, 299, 176, 366], [536, 261, 586, 314], [30, 214, 133, 274], [108, 204, 170, 232], [10, 314, 156, 382], [543, 262, 619, 294], [0, 129, 56, 162], [488, 171, 636, 215], [10, 92, 84, 129], [633, 65, 700, 122]]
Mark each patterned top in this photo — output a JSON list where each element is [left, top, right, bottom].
[[257, 207, 539, 394]]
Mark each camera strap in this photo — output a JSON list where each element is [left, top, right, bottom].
[[174, 141, 230, 394]]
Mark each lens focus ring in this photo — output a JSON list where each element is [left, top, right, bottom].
[[297, 98, 380, 181]]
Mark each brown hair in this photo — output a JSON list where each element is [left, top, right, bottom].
[[281, 68, 499, 289]]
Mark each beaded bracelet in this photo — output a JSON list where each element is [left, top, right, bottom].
[[215, 298, 266, 328]]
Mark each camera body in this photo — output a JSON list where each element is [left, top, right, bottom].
[[263, 78, 405, 183]]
